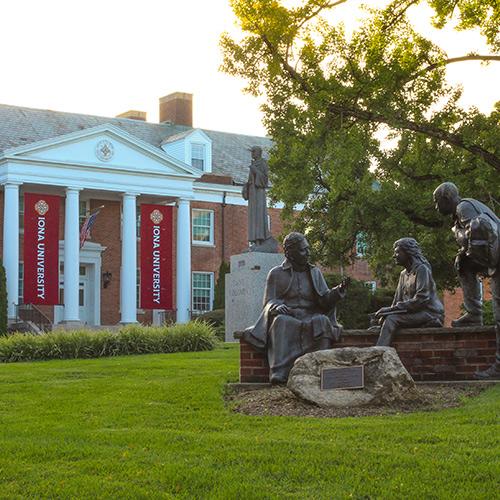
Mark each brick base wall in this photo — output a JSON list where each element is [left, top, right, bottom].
[[237, 326, 497, 383]]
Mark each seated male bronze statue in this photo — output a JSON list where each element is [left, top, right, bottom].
[[243, 232, 349, 384], [374, 238, 444, 346]]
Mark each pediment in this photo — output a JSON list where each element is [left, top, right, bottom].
[[4, 124, 201, 178]]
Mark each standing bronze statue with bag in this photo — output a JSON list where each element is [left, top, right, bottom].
[[433, 182, 500, 379]]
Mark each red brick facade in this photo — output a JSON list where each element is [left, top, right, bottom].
[[1, 190, 286, 326]]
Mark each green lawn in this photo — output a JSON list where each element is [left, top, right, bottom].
[[0, 345, 498, 499]]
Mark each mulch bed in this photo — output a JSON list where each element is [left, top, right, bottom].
[[226, 383, 491, 418]]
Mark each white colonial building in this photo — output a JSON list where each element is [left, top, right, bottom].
[[0, 93, 275, 328]]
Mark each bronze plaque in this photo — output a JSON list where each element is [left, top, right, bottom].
[[320, 365, 364, 390]]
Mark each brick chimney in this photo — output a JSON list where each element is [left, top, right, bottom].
[[116, 110, 147, 121], [159, 92, 193, 126]]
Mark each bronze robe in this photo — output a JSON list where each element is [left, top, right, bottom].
[[243, 260, 345, 382], [245, 158, 270, 243]]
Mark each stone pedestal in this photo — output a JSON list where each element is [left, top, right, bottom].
[[225, 252, 283, 342]]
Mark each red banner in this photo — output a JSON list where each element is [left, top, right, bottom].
[[140, 204, 173, 310], [23, 193, 60, 305]]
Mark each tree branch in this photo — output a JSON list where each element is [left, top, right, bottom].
[[406, 54, 500, 83], [295, 0, 348, 31], [401, 209, 444, 228], [258, 31, 500, 172]]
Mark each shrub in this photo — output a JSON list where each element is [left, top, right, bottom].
[[0, 321, 217, 363], [0, 261, 6, 336], [324, 273, 394, 329], [197, 309, 226, 341], [483, 300, 494, 326], [197, 309, 224, 326], [213, 261, 229, 309]]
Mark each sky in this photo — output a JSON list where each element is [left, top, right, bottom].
[[0, 0, 498, 138]]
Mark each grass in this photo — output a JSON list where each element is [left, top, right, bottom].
[[0, 344, 498, 499]]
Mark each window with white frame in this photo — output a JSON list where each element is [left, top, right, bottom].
[[18, 262, 24, 305], [79, 200, 89, 227], [192, 272, 213, 313], [137, 268, 141, 308], [191, 143, 205, 170], [355, 231, 368, 257], [192, 209, 214, 245]]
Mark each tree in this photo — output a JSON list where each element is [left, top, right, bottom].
[[221, 0, 499, 288]]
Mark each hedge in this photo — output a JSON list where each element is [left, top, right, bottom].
[[0, 321, 217, 363], [197, 309, 226, 341]]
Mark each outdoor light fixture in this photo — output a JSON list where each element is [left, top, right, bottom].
[[102, 271, 112, 289]]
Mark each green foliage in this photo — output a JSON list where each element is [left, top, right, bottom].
[[0, 348, 498, 498], [429, 0, 500, 49], [221, 0, 500, 290], [0, 261, 7, 336], [197, 308, 226, 341], [325, 273, 394, 329], [483, 300, 495, 326], [213, 261, 229, 309], [0, 322, 216, 362]]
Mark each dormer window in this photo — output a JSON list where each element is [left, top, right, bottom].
[[191, 143, 205, 170], [161, 129, 212, 173]]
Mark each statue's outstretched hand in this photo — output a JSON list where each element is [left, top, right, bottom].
[[338, 277, 351, 293]]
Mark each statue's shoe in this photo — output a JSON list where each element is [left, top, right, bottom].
[[451, 313, 483, 327], [270, 374, 287, 385], [474, 363, 500, 380]]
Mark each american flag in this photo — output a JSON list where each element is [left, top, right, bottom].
[[79, 209, 101, 248]]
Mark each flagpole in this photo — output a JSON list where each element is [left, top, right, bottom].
[[87, 205, 105, 216]]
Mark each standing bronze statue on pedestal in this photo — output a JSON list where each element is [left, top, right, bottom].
[[433, 182, 500, 380], [242, 146, 278, 253]]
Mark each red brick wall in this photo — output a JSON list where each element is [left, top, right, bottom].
[[238, 326, 497, 383], [345, 258, 373, 282], [90, 200, 122, 325]]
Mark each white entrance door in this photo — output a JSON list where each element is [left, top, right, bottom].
[[78, 266, 90, 325], [54, 264, 93, 325]]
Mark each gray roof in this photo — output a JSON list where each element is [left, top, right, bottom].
[[0, 103, 272, 184]]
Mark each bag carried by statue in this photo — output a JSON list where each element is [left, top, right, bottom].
[[465, 213, 499, 273]]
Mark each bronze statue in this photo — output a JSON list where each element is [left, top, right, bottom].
[[243, 232, 349, 384], [242, 146, 273, 250], [373, 238, 444, 346], [433, 182, 500, 379]]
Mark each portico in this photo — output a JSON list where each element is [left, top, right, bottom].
[[0, 124, 201, 325]]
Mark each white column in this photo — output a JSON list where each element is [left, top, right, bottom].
[[176, 198, 191, 323], [63, 187, 81, 322], [120, 192, 138, 324], [3, 182, 21, 320]]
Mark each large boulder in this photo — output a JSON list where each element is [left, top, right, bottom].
[[287, 347, 416, 408]]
